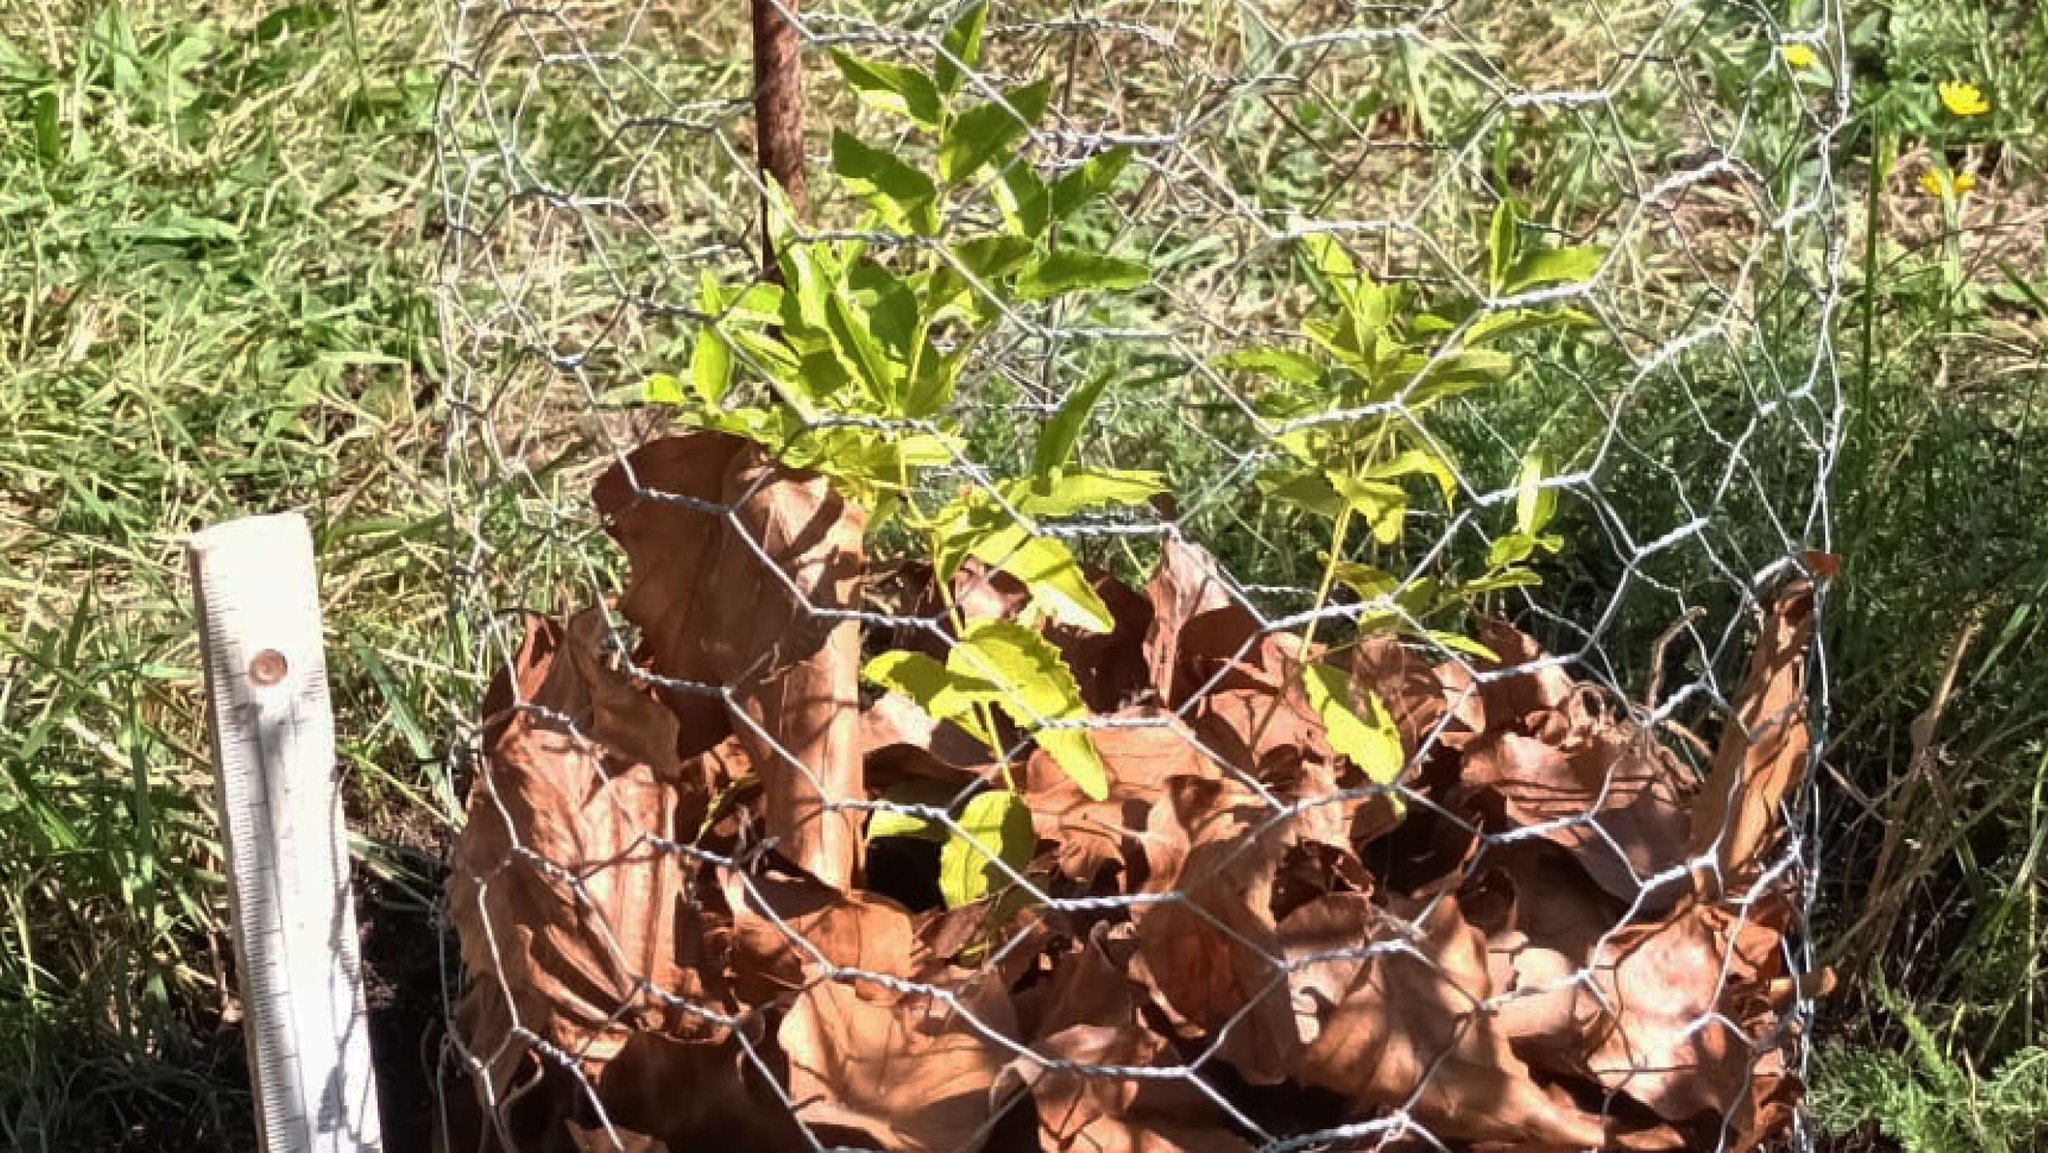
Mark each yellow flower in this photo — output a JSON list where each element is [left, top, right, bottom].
[[1918, 168, 1978, 198], [1938, 80, 1991, 117], [1780, 43, 1817, 70]]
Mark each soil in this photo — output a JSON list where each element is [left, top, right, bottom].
[[357, 859, 453, 1153]]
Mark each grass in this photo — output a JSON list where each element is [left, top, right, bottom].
[[0, 0, 448, 1147], [0, 0, 2044, 1150]]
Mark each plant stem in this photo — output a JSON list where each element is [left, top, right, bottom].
[[1856, 125, 1889, 437], [1301, 505, 1354, 653]]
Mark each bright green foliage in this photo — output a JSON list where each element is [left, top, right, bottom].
[[1220, 204, 1594, 651], [1301, 662, 1405, 796], [656, 30, 1147, 861], [863, 620, 1109, 802], [938, 789, 1035, 909]]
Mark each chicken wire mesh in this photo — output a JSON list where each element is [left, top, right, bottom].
[[430, 1, 1845, 1150]]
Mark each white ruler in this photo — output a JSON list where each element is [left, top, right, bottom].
[[189, 513, 384, 1153]]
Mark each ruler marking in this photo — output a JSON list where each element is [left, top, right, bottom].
[[190, 513, 384, 1153]]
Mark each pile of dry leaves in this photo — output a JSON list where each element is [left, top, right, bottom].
[[441, 431, 1827, 1153]]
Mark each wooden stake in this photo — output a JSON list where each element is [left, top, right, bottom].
[[752, 0, 806, 277], [190, 513, 383, 1153]]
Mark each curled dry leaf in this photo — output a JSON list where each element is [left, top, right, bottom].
[[1285, 894, 1610, 1148], [1020, 710, 1221, 884], [1351, 636, 1463, 755], [564, 1031, 809, 1153], [1687, 578, 1817, 898], [860, 691, 995, 783], [1456, 621, 1694, 909], [1578, 901, 1780, 1123], [1144, 539, 1312, 706], [450, 610, 726, 1111], [1461, 727, 1693, 909], [1002, 928, 1250, 1153], [778, 975, 1017, 1153], [723, 866, 919, 1005], [1131, 776, 1301, 1084], [595, 431, 869, 888], [1142, 538, 1239, 700]]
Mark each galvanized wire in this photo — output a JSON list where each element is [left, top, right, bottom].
[[433, 1, 1845, 1149]]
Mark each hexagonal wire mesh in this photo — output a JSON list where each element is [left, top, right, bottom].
[[431, 1, 1845, 1150]]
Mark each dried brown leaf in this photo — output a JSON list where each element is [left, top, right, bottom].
[[1130, 777, 1300, 1084], [860, 692, 995, 783], [1455, 622, 1694, 908], [1286, 894, 1610, 1148], [1687, 578, 1817, 897], [565, 1032, 809, 1153], [723, 866, 919, 1005], [778, 976, 1016, 1153], [1462, 727, 1693, 907], [1578, 904, 1761, 1122], [1019, 710, 1220, 884], [594, 432, 868, 887], [1002, 928, 1250, 1153], [451, 610, 726, 1104]]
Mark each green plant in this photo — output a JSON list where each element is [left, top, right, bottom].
[[649, 3, 1166, 910], [646, 4, 1610, 916], [1814, 979, 2048, 1152], [1212, 201, 1599, 788]]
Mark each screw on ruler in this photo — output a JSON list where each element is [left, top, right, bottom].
[[189, 513, 384, 1153]]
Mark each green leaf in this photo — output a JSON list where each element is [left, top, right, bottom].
[[1015, 250, 1149, 300], [32, 92, 60, 166], [831, 52, 943, 127], [1008, 468, 1164, 516], [1331, 562, 1400, 602], [1413, 348, 1515, 388], [927, 235, 1034, 319], [1502, 246, 1604, 295], [1302, 663, 1405, 786], [1487, 199, 1524, 292], [1303, 230, 1358, 281], [1367, 448, 1457, 505], [1217, 347, 1322, 386], [1325, 471, 1408, 543], [955, 235, 1037, 281], [903, 339, 962, 419], [1486, 533, 1538, 569], [950, 620, 1108, 799], [1461, 306, 1596, 345], [934, 1, 988, 96], [994, 163, 1050, 238], [825, 286, 902, 407], [727, 283, 787, 325], [1463, 567, 1543, 594], [831, 130, 939, 235], [864, 649, 999, 727], [684, 271, 735, 405], [867, 779, 962, 843], [1515, 452, 1558, 535], [1031, 372, 1114, 474], [939, 78, 1051, 183], [1426, 630, 1499, 661], [782, 239, 832, 330], [939, 789, 1035, 908], [644, 373, 688, 406], [688, 333, 733, 406], [971, 526, 1117, 634], [1262, 468, 1347, 519], [1048, 148, 1132, 219], [864, 649, 959, 707]]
